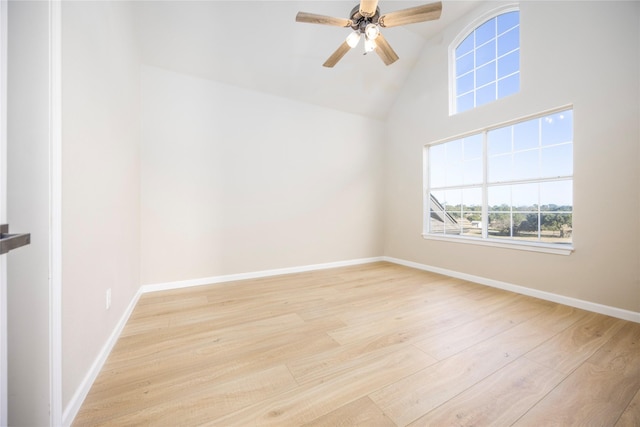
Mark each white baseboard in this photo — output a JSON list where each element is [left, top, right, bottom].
[[61, 289, 142, 426], [140, 257, 385, 294], [383, 256, 640, 324]]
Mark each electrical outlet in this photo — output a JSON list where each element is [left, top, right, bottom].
[[106, 288, 112, 310]]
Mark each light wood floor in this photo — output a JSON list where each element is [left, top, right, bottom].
[[74, 262, 640, 426]]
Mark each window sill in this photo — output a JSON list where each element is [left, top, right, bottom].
[[422, 234, 574, 256]]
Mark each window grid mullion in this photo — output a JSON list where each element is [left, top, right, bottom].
[[494, 18, 498, 101], [482, 130, 489, 239], [473, 30, 477, 108], [537, 183, 542, 240]]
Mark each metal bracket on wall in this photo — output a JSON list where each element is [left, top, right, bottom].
[[0, 224, 30, 255]]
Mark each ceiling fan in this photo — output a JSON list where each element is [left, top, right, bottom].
[[295, 1, 442, 67]]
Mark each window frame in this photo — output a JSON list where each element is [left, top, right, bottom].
[[449, 4, 521, 115], [423, 105, 574, 256]]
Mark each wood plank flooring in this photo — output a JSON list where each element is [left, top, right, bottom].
[[73, 262, 640, 426]]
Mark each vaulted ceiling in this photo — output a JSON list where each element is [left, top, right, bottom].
[[134, 1, 481, 120]]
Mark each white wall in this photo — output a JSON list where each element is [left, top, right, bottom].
[[141, 66, 385, 285], [61, 1, 141, 410], [7, 1, 51, 424], [384, 1, 640, 312]]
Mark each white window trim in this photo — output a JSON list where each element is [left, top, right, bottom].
[[448, 3, 520, 115], [424, 104, 575, 256], [422, 233, 573, 255]]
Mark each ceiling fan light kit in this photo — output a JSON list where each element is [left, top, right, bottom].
[[364, 23, 380, 40], [295, 1, 442, 67], [346, 31, 362, 48], [364, 37, 377, 53]]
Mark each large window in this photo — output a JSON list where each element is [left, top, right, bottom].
[[425, 107, 573, 253], [452, 8, 520, 114]]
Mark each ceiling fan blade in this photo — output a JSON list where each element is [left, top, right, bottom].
[[359, 0, 379, 18], [375, 33, 399, 66], [323, 41, 352, 68], [296, 12, 352, 27], [379, 1, 442, 28]]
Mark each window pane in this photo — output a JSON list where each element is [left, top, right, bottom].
[[429, 143, 446, 188], [540, 213, 572, 243], [444, 190, 462, 235], [445, 189, 462, 213], [463, 158, 482, 185], [476, 82, 496, 107], [430, 164, 446, 188], [498, 27, 519, 55], [431, 191, 444, 206], [475, 18, 496, 46], [462, 187, 482, 209], [517, 212, 540, 238], [542, 110, 573, 145], [498, 50, 519, 78], [513, 119, 539, 151], [540, 180, 572, 208], [446, 162, 463, 186], [488, 153, 511, 182], [541, 144, 572, 178], [456, 52, 474, 77], [488, 212, 513, 238], [462, 187, 483, 237], [488, 127, 512, 155], [457, 92, 474, 113], [498, 11, 519, 33], [456, 72, 474, 95], [511, 183, 538, 211], [456, 33, 474, 58], [429, 143, 446, 163], [429, 191, 446, 234], [464, 134, 483, 159], [512, 150, 539, 180], [446, 139, 463, 164], [488, 185, 510, 210], [476, 61, 496, 87], [476, 40, 496, 67], [498, 73, 520, 98], [511, 212, 539, 241]]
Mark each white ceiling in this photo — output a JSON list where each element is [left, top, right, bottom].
[[134, 1, 482, 120]]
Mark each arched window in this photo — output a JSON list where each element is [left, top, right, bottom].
[[451, 7, 520, 114]]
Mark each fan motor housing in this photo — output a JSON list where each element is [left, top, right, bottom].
[[349, 4, 380, 30]]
